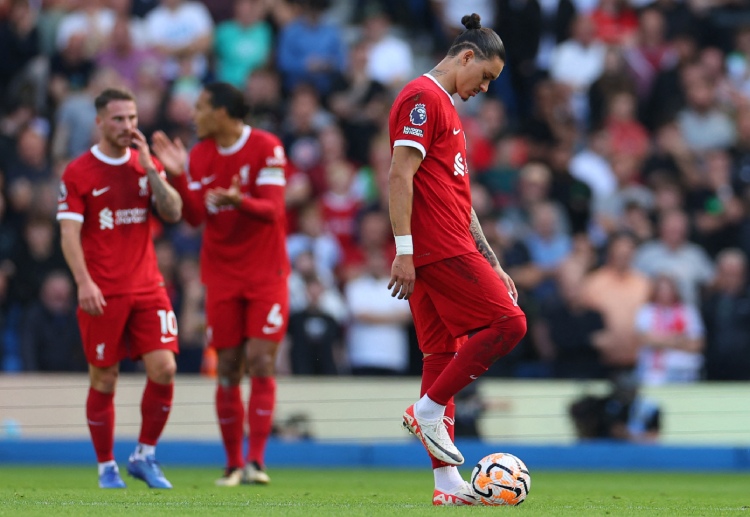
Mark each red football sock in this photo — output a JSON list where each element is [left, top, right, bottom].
[[427, 316, 526, 405], [87, 387, 115, 463], [138, 379, 173, 446], [247, 377, 276, 467], [216, 384, 245, 469], [421, 353, 456, 469]]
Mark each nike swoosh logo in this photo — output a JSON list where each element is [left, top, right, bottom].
[[87, 420, 105, 426], [262, 325, 281, 335], [469, 375, 478, 380], [201, 175, 216, 185], [160, 336, 176, 343], [452, 128, 461, 135], [92, 187, 110, 197], [425, 434, 463, 464], [256, 409, 273, 416]]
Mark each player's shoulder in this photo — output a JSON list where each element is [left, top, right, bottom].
[[248, 126, 283, 148], [396, 76, 442, 105], [62, 148, 97, 181]]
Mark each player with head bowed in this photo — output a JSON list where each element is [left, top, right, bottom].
[[387, 14, 527, 505], [151, 82, 291, 486], [57, 88, 183, 489]]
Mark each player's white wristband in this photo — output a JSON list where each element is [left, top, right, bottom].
[[395, 235, 414, 256]]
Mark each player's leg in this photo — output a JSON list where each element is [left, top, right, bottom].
[[422, 254, 526, 410], [206, 287, 247, 486], [214, 345, 246, 486], [125, 291, 178, 489], [403, 285, 465, 466], [243, 298, 288, 485], [407, 288, 478, 505], [78, 297, 129, 488]]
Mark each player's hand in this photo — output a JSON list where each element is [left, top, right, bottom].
[[388, 254, 415, 300], [206, 175, 243, 208], [151, 130, 187, 176], [78, 278, 107, 316], [494, 265, 518, 306], [131, 129, 153, 168]]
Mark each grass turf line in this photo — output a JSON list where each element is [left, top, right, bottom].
[[1, 467, 749, 516]]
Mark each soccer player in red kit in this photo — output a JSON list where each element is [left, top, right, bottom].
[[387, 14, 527, 505], [151, 82, 290, 486], [57, 89, 183, 489]]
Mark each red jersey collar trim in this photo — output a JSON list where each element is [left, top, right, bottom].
[[423, 73, 454, 106], [217, 125, 251, 156], [91, 145, 131, 165]]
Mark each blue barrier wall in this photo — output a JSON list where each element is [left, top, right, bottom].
[[2, 439, 749, 471]]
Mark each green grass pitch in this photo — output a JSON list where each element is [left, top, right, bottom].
[[1, 466, 749, 516]]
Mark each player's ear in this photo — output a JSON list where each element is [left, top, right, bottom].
[[462, 49, 474, 66]]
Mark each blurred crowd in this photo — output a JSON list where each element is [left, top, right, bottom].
[[1, 0, 750, 384]]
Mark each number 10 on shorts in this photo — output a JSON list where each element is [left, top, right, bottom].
[[157, 309, 178, 336]]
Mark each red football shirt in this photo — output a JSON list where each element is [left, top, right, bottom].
[[389, 74, 475, 268], [171, 125, 291, 294], [56, 146, 166, 296]]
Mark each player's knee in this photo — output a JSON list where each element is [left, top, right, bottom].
[[90, 366, 118, 393], [489, 315, 527, 356], [149, 359, 177, 384], [247, 353, 275, 377]]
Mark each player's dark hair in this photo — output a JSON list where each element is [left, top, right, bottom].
[[94, 88, 135, 112], [203, 82, 250, 120], [447, 13, 506, 62]]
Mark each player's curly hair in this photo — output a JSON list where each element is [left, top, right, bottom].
[[204, 82, 250, 120], [447, 13, 506, 62]]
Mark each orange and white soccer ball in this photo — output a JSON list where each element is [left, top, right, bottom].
[[470, 452, 531, 506]]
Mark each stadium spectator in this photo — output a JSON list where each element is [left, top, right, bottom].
[[55, 0, 115, 58], [154, 82, 291, 487], [633, 209, 714, 306], [287, 201, 343, 287], [214, 0, 272, 88], [549, 14, 606, 121], [581, 231, 651, 370], [533, 260, 606, 379], [635, 274, 705, 385], [288, 274, 342, 375], [57, 88, 182, 489], [7, 215, 67, 308], [5, 121, 53, 184], [361, 7, 414, 88], [144, 0, 214, 81], [388, 13, 525, 505], [276, 0, 347, 97], [701, 248, 750, 381], [345, 249, 412, 375], [623, 8, 675, 102], [328, 39, 389, 166], [20, 270, 84, 372], [690, 148, 745, 257], [0, 0, 40, 110], [569, 126, 617, 203], [96, 16, 160, 91], [677, 72, 736, 152], [587, 46, 636, 129]]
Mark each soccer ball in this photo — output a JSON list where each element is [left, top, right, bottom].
[[470, 452, 531, 506]]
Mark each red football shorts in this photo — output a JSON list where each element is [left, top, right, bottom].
[[77, 288, 179, 368], [408, 252, 525, 354], [205, 283, 289, 349]]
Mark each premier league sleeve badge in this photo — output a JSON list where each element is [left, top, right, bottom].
[[409, 103, 427, 126]]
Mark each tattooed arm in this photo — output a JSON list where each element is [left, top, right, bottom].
[[470, 207, 518, 303], [469, 207, 499, 268], [147, 166, 183, 223]]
